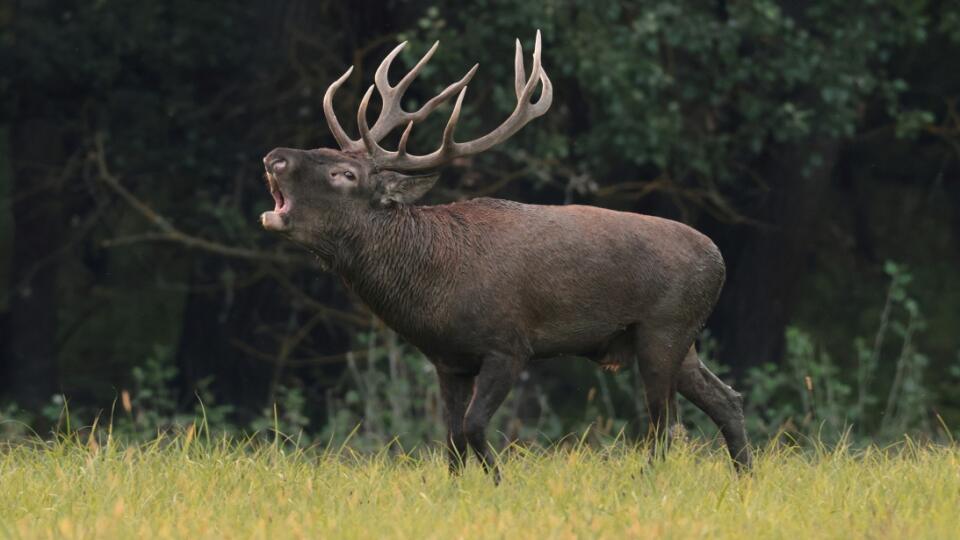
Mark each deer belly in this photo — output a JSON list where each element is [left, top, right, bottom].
[[528, 318, 627, 358]]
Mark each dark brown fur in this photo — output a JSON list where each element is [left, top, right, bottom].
[[261, 148, 752, 480]]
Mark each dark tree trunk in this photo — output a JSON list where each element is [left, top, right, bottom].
[[711, 140, 839, 378], [2, 118, 65, 409]]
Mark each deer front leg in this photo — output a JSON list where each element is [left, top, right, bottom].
[[462, 353, 524, 484], [436, 369, 475, 475]]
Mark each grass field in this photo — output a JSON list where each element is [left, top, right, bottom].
[[1, 432, 958, 539]]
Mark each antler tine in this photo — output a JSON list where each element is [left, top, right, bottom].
[[394, 41, 439, 95], [441, 86, 468, 150], [373, 41, 410, 94], [364, 41, 409, 144], [357, 84, 389, 163], [524, 30, 552, 117], [367, 40, 477, 142], [397, 121, 414, 157], [530, 67, 553, 117], [356, 40, 480, 165], [325, 40, 475, 152], [465, 29, 551, 144], [514, 38, 526, 100], [360, 82, 472, 167], [404, 64, 478, 124], [518, 29, 543, 103], [323, 66, 365, 152]]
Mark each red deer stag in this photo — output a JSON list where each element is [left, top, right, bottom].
[[260, 31, 751, 481]]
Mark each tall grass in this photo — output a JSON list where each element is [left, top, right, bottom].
[[1, 429, 957, 539]]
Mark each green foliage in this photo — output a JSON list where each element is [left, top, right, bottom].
[[895, 109, 936, 138], [401, 0, 937, 210], [0, 403, 29, 440], [115, 345, 233, 436], [317, 330, 444, 451], [249, 384, 311, 445], [739, 262, 944, 442], [742, 328, 851, 440]]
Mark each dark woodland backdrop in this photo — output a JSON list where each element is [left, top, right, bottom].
[[2, 0, 959, 444]]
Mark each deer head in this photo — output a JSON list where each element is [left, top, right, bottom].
[[260, 31, 552, 245]]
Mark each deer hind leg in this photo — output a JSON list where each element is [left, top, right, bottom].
[[633, 325, 687, 460], [677, 346, 752, 471], [462, 352, 525, 484], [436, 369, 475, 475]]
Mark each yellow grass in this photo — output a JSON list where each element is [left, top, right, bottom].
[[0, 433, 958, 539]]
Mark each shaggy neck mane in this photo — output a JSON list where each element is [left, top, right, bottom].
[[333, 203, 475, 332]]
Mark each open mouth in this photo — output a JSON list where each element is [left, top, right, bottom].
[[268, 172, 288, 212], [261, 172, 291, 231]]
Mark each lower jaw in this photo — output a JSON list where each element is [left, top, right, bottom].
[[260, 210, 290, 231]]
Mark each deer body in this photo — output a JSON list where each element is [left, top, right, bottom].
[[260, 31, 751, 481], [335, 198, 723, 365]]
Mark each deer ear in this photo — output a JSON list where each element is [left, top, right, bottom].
[[373, 171, 439, 207]]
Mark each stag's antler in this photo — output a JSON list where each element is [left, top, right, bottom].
[[323, 31, 552, 172]]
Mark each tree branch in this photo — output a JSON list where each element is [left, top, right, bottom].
[[93, 133, 308, 266]]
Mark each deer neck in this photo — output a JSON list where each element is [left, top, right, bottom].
[[333, 205, 459, 328]]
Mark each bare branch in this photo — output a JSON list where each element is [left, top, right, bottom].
[[93, 134, 307, 266]]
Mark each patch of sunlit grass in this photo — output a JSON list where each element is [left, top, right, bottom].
[[0, 429, 957, 539]]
